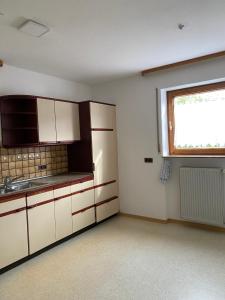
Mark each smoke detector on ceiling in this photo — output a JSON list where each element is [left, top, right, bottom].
[[18, 19, 49, 37]]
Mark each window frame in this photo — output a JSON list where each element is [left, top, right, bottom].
[[167, 81, 225, 155]]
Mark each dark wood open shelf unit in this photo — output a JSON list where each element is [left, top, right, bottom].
[[0, 95, 39, 147]]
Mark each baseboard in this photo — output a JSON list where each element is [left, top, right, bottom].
[[119, 213, 168, 224], [119, 212, 225, 233], [168, 219, 225, 233]]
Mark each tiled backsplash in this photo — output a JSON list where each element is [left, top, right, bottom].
[[0, 145, 68, 184]]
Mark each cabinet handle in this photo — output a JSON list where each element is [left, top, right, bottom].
[[27, 204, 37, 209], [27, 199, 54, 209], [0, 207, 26, 217]]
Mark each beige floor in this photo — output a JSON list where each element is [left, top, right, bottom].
[[1, 215, 225, 300]]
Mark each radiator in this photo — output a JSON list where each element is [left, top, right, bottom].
[[180, 167, 225, 226]]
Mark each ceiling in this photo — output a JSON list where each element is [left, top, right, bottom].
[[1, 0, 225, 84]]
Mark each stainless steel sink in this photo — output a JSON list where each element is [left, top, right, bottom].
[[0, 181, 46, 194]]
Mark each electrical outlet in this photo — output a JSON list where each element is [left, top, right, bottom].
[[144, 158, 153, 163], [38, 164, 47, 170]]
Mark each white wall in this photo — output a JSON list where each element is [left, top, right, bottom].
[[0, 64, 91, 101], [92, 57, 225, 221]]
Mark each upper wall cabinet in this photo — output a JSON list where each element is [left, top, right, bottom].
[[0, 96, 39, 147], [90, 102, 116, 129], [37, 98, 80, 144], [55, 101, 80, 142], [0, 95, 80, 147], [37, 98, 57, 143]]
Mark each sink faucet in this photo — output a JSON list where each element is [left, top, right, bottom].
[[3, 175, 24, 190]]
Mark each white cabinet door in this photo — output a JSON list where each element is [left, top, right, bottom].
[[27, 191, 55, 254], [0, 198, 28, 269], [55, 101, 80, 142], [92, 131, 118, 185], [37, 98, 56, 142], [90, 102, 116, 129], [55, 196, 72, 241]]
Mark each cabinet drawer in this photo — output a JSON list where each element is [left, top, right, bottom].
[[72, 189, 94, 213], [71, 180, 93, 193], [27, 190, 54, 206], [96, 198, 119, 222], [54, 186, 71, 198], [94, 181, 118, 204], [0, 197, 26, 214], [72, 207, 95, 233]]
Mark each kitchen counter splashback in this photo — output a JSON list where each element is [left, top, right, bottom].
[[0, 145, 68, 183]]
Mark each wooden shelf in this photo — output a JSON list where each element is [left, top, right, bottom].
[[2, 127, 38, 130], [2, 112, 37, 115]]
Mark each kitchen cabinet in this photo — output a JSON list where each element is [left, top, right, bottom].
[[71, 179, 93, 193], [90, 102, 118, 186], [92, 131, 118, 186], [0, 95, 81, 146], [0, 197, 28, 269], [96, 197, 119, 223], [71, 189, 94, 213], [72, 207, 95, 233], [0, 95, 39, 147], [90, 103, 119, 220], [71, 180, 95, 232], [94, 181, 118, 204], [90, 102, 116, 129], [55, 196, 72, 240], [27, 190, 56, 254], [55, 101, 80, 142], [37, 98, 80, 143], [37, 98, 56, 143], [68, 101, 119, 221], [54, 186, 72, 241]]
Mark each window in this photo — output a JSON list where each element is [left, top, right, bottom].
[[167, 81, 225, 155]]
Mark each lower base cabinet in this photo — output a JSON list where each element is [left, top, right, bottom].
[[0, 198, 28, 269], [72, 207, 95, 232], [0, 181, 120, 271], [96, 198, 119, 222], [28, 201, 56, 254], [94, 181, 118, 204], [55, 196, 73, 241]]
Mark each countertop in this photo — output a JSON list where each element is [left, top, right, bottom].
[[0, 173, 93, 202]]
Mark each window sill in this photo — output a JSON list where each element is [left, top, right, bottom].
[[163, 155, 225, 158]]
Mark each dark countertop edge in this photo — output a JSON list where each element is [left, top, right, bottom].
[[0, 173, 94, 203]]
